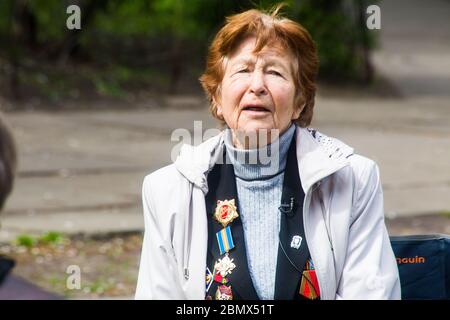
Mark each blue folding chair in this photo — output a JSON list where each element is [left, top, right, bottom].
[[390, 234, 450, 300]]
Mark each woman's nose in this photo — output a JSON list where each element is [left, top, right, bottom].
[[248, 71, 267, 96]]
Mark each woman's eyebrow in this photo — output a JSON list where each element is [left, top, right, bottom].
[[229, 56, 290, 73], [264, 59, 290, 72]]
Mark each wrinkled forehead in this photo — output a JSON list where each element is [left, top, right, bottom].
[[234, 35, 288, 55]]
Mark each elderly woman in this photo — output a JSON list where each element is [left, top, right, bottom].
[[136, 8, 400, 300]]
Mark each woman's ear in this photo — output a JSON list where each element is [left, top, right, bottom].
[[213, 92, 224, 119], [292, 94, 305, 120], [216, 103, 223, 118], [292, 106, 302, 120]]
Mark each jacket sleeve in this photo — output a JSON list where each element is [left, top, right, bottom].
[[336, 160, 401, 299], [135, 175, 185, 300]]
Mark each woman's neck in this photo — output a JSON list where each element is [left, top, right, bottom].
[[224, 123, 296, 180], [230, 124, 291, 149]]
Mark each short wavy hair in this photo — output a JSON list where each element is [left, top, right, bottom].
[[0, 115, 17, 211], [199, 6, 319, 128]]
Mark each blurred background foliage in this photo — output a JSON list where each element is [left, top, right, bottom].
[[0, 0, 378, 106]]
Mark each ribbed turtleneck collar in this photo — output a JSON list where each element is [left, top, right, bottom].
[[224, 123, 296, 181]]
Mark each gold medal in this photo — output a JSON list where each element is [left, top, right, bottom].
[[214, 199, 239, 227]]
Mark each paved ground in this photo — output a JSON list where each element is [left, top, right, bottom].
[[1, 0, 450, 243]]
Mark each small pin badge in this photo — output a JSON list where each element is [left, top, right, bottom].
[[205, 267, 213, 292], [290, 235, 303, 249]]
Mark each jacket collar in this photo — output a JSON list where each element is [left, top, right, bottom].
[[296, 128, 353, 193], [174, 126, 354, 194]]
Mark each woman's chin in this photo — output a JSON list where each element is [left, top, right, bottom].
[[237, 121, 277, 135], [233, 123, 279, 148]]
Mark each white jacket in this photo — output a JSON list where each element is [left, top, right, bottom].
[[135, 126, 401, 300]]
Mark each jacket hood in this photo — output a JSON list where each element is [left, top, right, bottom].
[[174, 126, 354, 194]]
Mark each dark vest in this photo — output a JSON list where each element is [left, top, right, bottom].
[[205, 135, 315, 300]]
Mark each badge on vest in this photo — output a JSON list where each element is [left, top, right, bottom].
[[290, 235, 303, 249], [205, 267, 213, 292], [216, 284, 233, 300], [214, 254, 236, 278], [214, 199, 239, 227], [299, 259, 320, 300]]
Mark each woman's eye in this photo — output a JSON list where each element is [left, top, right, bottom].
[[237, 69, 249, 73], [268, 70, 282, 76]]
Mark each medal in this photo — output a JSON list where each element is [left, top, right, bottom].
[[216, 226, 235, 255], [205, 267, 213, 292], [214, 199, 239, 227], [214, 254, 236, 277], [215, 285, 233, 300], [299, 269, 320, 300], [299, 259, 320, 299]]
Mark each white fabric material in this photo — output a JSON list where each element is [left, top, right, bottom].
[[135, 126, 401, 300]]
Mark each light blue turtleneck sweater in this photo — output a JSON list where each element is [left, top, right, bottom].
[[224, 123, 296, 300]]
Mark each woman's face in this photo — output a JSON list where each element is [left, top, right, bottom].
[[216, 36, 302, 147]]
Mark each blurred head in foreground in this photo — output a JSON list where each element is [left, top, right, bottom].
[[0, 114, 16, 211]]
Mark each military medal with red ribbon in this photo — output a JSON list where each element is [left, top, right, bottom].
[[299, 259, 320, 299]]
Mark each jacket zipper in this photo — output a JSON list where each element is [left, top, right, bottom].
[[183, 183, 193, 281]]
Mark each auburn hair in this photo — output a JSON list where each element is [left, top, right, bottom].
[[199, 5, 319, 127]]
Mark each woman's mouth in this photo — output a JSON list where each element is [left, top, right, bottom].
[[241, 105, 271, 113]]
